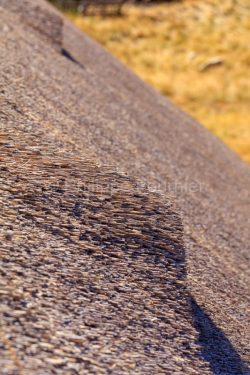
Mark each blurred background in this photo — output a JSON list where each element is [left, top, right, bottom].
[[50, 0, 250, 163]]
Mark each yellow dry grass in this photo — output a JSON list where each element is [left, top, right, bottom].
[[66, 0, 250, 163]]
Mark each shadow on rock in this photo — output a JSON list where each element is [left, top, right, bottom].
[[191, 297, 250, 375]]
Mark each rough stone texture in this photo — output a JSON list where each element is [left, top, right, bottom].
[[0, 1, 249, 374]]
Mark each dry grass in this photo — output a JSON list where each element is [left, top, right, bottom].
[[66, 0, 250, 163]]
